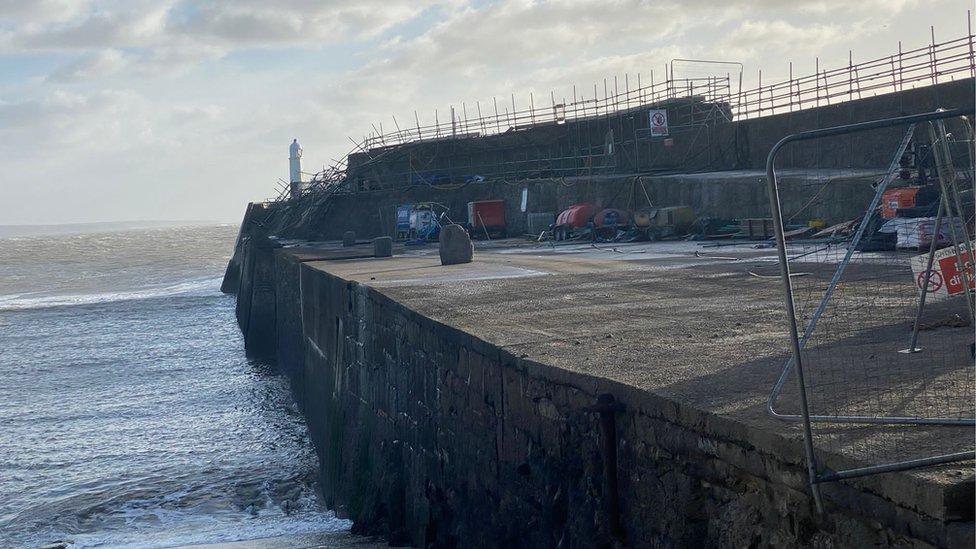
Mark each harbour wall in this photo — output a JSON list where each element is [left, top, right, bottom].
[[343, 79, 975, 180], [221, 78, 976, 546], [271, 78, 975, 242], [224, 240, 973, 547]]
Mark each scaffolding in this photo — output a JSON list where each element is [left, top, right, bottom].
[[267, 22, 975, 212]]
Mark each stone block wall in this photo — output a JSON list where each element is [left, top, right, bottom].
[[265, 250, 971, 548], [343, 79, 974, 185], [272, 79, 975, 242]]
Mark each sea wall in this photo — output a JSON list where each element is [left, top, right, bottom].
[[276, 78, 974, 242], [221, 78, 976, 546], [714, 77, 975, 169], [250, 248, 972, 548], [344, 79, 975, 182]]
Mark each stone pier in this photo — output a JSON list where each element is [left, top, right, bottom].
[[230, 236, 974, 547]]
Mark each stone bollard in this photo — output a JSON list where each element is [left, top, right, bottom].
[[439, 224, 474, 265], [373, 236, 393, 258], [342, 230, 356, 247]]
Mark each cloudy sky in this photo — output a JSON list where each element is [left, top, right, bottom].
[[0, 0, 971, 224]]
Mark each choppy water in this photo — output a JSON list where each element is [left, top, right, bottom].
[[0, 224, 349, 548]]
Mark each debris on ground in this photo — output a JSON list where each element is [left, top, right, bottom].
[[918, 314, 972, 331]]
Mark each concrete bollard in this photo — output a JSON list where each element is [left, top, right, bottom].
[[439, 224, 474, 266], [342, 230, 356, 247], [373, 236, 393, 258]]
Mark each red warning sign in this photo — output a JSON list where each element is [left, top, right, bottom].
[[937, 249, 975, 295], [916, 270, 943, 292], [911, 247, 975, 300], [648, 109, 669, 137]]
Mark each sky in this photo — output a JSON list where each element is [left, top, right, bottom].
[[0, 0, 972, 224]]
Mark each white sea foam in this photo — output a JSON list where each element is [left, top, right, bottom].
[[67, 507, 352, 549], [0, 277, 224, 311]]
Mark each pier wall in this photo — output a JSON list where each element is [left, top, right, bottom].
[[714, 77, 975, 169], [246, 248, 971, 548], [344, 79, 975, 181], [277, 79, 974, 242], [221, 78, 976, 546]]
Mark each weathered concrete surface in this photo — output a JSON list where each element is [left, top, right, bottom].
[[234, 230, 281, 359], [222, 202, 270, 295], [260, 238, 974, 548]]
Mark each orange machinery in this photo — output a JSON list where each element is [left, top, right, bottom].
[[881, 187, 922, 219], [555, 203, 597, 228]]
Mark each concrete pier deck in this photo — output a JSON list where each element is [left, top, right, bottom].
[[267, 237, 973, 546]]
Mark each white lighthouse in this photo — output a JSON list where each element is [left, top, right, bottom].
[[289, 138, 303, 199]]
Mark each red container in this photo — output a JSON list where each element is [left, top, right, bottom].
[[556, 203, 597, 228], [468, 200, 506, 233], [881, 187, 920, 219]]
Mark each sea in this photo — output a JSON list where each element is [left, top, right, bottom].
[[0, 223, 352, 548]]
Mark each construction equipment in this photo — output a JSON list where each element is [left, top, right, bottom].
[[467, 200, 506, 239], [764, 108, 975, 514], [553, 203, 598, 241], [396, 203, 446, 242]]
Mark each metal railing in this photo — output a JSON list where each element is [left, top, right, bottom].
[[354, 28, 974, 151], [273, 24, 975, 202], [736, 33, 976, 119], [764, 109, 976, 512], [360, 75, 731, 150]]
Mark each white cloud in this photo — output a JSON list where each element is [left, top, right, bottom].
[[0, 0, 447, 81], [46, 48, 131, 81], [167, 0, 434, 45], [0, 88, 142, 146], [0, 0, 969, 224], [11, 2, 174, 51], [0, 0, 91, 23], [718, 20, 846, 59], [2, 0, 441, 53]]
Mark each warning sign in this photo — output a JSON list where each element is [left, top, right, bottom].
[[910, 247, 975, 301], [648, 109, 669, 137]]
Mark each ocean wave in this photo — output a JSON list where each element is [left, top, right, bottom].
[[67, 512, 352, 549], [0, 277, 224, 311], [3, 467, 351, 549]]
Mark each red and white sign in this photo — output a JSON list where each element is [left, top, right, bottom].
[[648, 109, 669, 137], [911, 247, 975, 301], [938, 248, 975, 295]]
